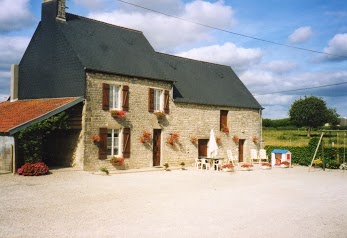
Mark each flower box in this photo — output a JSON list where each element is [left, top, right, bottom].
[[222, 164, 234, 172], [110, 156, 125, 166], [166, 133, 179, 146], [111, 110, 126, 119], [241, 163, 253, 171], [232, 135, 239, 143], [280, 161, 290, 168], [154, 111, 166, 119], [261, 162, 272, 170], [92, 134, 101, 144], [140, 131, 152, 144], [190, 136, 198, 144]]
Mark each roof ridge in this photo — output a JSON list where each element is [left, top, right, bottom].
[[66, 12, 143, 34]]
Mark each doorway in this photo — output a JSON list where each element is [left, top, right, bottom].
[[153, 129, 161, 166], [198, 139, 208, 158], [238, 139, 245, 162]]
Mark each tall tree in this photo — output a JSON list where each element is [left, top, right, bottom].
[[289, 96, 339, 137]]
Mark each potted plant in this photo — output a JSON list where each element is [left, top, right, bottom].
[[140, 130, 152, 144], [180, 162, 186, 170], [232, 135, 239, 143], [111, 110, 126, 119], [163, 162, 170, 171], [261, 162, 272, 170], [166, 132, 179, 146], [154, 111, 166, 119], [222, 163, 234, 172], [241, 163, 253, 171], [280, 161, 290, 168], [110, 156, 125, 167], [190, 136, 198, 144]]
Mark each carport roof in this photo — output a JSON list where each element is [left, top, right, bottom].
[[0, 97, 83, 135]]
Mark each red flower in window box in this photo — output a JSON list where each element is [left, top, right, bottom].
[[190, 136, 198, 144], [252, 135, 259, 143], [221, 124, 229, 133], [216, 136, 222, 144], [154, 111, 166, 119], [111, 110, 126, 119]]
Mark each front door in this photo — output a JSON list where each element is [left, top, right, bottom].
[[198, 139, 208, 158], [238, 139, 245, 162], [153, 129, 161, 166]]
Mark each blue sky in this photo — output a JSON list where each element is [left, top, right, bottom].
[[0, 0, 346, 119]]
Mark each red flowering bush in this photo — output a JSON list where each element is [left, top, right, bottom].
[[281, 161, 290, 165], [111, 110, 126, 119], [140, 131, 152, 143], [17, 162, 49, 176], [111, 156, 125, 166]]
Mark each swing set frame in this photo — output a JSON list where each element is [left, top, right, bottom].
[[308, 130, 347, 171]]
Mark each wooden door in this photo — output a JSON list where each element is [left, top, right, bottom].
[[153, 129, 161, 166], [238, 139, 245, 162], [198, 139, 208, 158]]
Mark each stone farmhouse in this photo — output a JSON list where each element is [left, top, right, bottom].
[[0, 0, 262, 172]]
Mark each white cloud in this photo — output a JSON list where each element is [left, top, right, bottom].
[[88, 0, 235, 51], [288, 26, 313, 44], [176, 42, 262, 71], [263, 60, 297, 74], [0, 0, 35, 32], [322, 33, 347, 61]]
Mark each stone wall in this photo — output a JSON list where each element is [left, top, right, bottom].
[[83, 72, 261, 171]]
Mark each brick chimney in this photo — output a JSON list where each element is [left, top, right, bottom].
[[42, 0, 66, 22]]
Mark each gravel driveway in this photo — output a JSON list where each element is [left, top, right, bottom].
[[0, 166, 346, 238]]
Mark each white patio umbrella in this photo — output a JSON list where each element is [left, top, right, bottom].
[[207, 129, 218, 158]]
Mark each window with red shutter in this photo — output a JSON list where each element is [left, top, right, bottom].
[[148, 88, 154, 112], [102, 84, 110, 111], [122, 85, 129, 112], [220, 110, 228, 131], [122, 128, 131, 158], [99, 128, 108, 160], [164, 90, 170, 114]]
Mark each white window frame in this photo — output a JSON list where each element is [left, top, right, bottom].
[[109, 85, 121, 110], [153, 89, 164, 112], [107, 128, 122, 157]]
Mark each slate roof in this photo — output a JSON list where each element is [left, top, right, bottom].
[[18, 1, 262, 109], [158, 53, 262, 109], [0, 97, 83, 135]]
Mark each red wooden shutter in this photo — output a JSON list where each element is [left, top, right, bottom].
[[99, 128, 108, 160], [148, 88, 154, 112], [220, 110, 228, 131], [122, 85, 129, 112], [122, 128, 131, 158], [164, 90, 170, 114], [102, 83, 110, 111]]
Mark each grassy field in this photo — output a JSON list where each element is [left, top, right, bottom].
[[263, 128, 347, 147]]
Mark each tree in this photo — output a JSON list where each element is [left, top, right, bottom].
[[289, 96, 339, 137]]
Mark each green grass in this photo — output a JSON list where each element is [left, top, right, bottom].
[[263, 128, 347, 147]]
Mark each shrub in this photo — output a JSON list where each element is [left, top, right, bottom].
[[326, 160, 340, 169], [17, 162, 49, 176]]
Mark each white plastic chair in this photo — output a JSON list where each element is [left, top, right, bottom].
[[195, 158, 202, 169], [227, 150, 238, 166], [200, 158, 211, 170], [259, 149, 269, 162], [213, 158, 223, 171], [251, 149, 260, 164]]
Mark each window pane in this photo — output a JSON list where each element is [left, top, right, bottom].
[[107, 129, 120, 157], [107, 130, 113, 156], [154, 90, 161, 111], [109, 86, 120, 109]]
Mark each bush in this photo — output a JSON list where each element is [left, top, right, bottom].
[[326, 160, 340, 169], [17, 162, 49, 176]]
